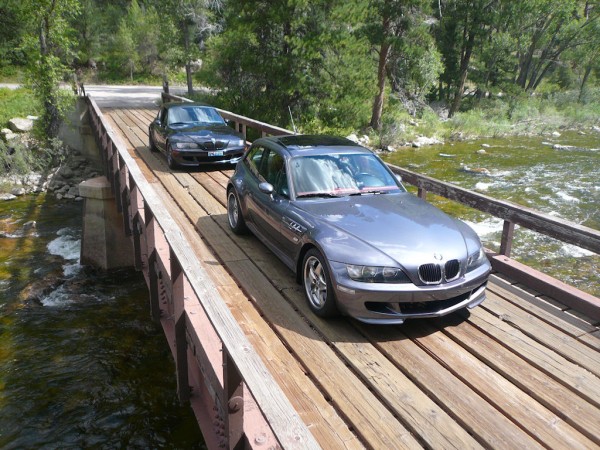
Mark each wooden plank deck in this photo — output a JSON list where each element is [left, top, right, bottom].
[[105, 107, 600, 449]]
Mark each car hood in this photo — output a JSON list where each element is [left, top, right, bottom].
[[295, 193, 478, 266], [168, 124, 244, 141]]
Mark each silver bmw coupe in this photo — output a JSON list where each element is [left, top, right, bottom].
[[227, 135, 491, 324]]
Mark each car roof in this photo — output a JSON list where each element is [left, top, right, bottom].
[[256, 134, 370, 156], [163, 102, 213, 110]]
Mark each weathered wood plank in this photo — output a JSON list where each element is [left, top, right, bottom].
[[437, 316, 600, 444], [488, 276, 598, 338], [355, 323, 544, 449], [466, 307, 600, 407], [481, 294, 600, 377], [401, 320, 597, 449]]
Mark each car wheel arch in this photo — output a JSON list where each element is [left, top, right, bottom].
[[296, 242, 325, 284]]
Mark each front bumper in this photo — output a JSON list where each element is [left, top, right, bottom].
[[330, 262, 491, 324], [172, 147, 245, 166]]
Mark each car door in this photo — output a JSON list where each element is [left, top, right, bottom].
[[245, 147, 292, 261]]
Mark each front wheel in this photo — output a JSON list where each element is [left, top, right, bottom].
[[148, 132, 158, 152], [227, 189, 248, 234], [302, 249, 338, 318], [167, 145, 179, 170]]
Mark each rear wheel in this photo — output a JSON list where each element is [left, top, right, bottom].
[[227, 189, 248, 234], [302, 249, 338, 317]]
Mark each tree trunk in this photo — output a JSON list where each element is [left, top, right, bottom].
[[370, 41, 390, 130], [183, 21, 193, 96], [579, 65, 592, 103], [186, 63, 193, 96], [370, 16, 391, 131], [449, 27, 475, 118]]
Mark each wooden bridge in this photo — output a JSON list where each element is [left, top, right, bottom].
[[81, 89, 600, 449]]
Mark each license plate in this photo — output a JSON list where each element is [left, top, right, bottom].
[[208, 151, 224, 157]]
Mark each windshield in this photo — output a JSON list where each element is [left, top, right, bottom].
[[168, 106, 226, 125], [290, 153, 403, 198]]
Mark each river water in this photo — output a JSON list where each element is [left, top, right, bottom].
[[0, 196, 204, 448], [382, 130, 600, 297]]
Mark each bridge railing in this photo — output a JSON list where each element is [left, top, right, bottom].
[[84, 94, 320, 449]]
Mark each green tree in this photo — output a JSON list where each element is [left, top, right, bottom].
[[511, 0, 598, 91], [108, 0, 161, 80], [436, 0, 498, 117], [363, 0, 435, 128], [156, 0, 222, 96], [20, 0, 80, 139], [204, 0, 374, 132]]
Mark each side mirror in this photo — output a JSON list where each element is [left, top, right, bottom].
[[259, 181, 274, 196], [153, 118, 161, 127]]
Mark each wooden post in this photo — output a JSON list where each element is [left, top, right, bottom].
[[418, 187, 427, 200], [500, 220, 515, 257]]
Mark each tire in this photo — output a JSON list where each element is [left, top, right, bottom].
[[167, 145, 179, 170], [148, 132, 158, 152], [227, 189, 248, 234], [302, 249, 338, 318]]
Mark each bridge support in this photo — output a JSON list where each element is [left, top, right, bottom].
[[79, 176, 133, 270]]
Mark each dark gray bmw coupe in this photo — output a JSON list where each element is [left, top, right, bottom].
[[227, 135, 491, 324], [149, 102, 246, 169]]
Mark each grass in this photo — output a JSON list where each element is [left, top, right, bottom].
[[0, 88, 40, 129]]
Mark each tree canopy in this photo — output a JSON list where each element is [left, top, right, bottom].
[[2, 0, 598, 134]]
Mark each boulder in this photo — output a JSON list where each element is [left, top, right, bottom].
[[8, 118, 34, 133], [1, 128, 19, 142], [346, 133, 359, 143], [11, 187, 26, 196], [1, 193, 17, 201], [412, 136, 444, 148]]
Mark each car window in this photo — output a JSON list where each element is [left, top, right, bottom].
[[263, 151, 289, 198], [166, 106, 226, 125], [190, 107, 225, 124], [244, 145, 266, 178], [290, 153, 402, 197]]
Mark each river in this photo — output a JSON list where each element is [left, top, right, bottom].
[[382, 130, 600, 297], [0, 196, 205, 448]]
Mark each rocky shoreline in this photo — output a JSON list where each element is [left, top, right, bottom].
[[1, 114, 100, 202], [0, 150, 100, 202]]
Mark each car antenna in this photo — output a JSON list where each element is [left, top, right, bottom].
[[288, 105, 298, 134]]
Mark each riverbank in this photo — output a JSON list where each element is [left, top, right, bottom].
[[368, 89, 600, 151]]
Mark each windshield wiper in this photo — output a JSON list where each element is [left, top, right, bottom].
[[349, 189, 389, 196], [296, 192, 341, 199]]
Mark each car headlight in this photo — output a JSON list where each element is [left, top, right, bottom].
[[230, 139, 245, 147], [466, 247, 487, 272], [347, 265, 410, 283], [173, 142, 199, 149]]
